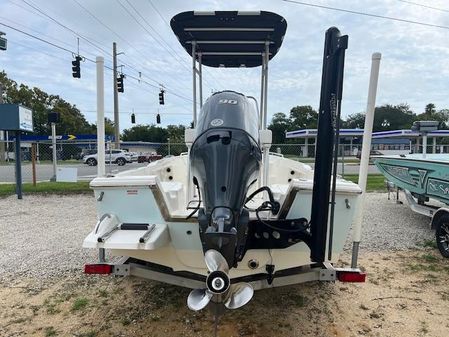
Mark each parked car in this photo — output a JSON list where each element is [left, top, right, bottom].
[[128, 152, 139, 162], [83, 149, 132, 166], [137, 152, 163, 163]]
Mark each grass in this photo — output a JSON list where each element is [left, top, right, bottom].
[[344, 174, 386, 192], [44, 326, 57, 337], [419, 239, 438, 249], [71, 297, 89, 312], [78, 332, 97, 337], [0, 181, 91, 196]]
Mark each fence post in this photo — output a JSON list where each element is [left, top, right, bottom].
[[31, 142, 36, 186], [51, 122, 57, 181], [14, 131, 22, 199]]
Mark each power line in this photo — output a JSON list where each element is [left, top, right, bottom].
[[0, 21, 195, 109], [70, 0, 187, 94], [145, 0, 226, 89], [0, 15, 99, 60], [147, 0, 170, 26], [14, 0, 194, 101], [115, 0, 191, 74], [115, 0, 207, 97], [0, 22, 85, 57], [282, 0, 449, 31], [20, 0, 112, 57], [397, 0, 449, 14]]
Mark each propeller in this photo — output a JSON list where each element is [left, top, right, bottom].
[[187, 249, 254, 311]]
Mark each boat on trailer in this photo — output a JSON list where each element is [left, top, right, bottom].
[[375, 154, 449, 258], [83, 11, 366, 313]]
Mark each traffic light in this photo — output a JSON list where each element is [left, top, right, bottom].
[[131, 113, 135, 124], [47, 112, 60, 124], [156, 113, 161, 124], [159, 90, 164, 105], [72, 56, 81, 78], [117, 74, 124, 93]]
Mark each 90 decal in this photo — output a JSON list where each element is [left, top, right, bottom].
[[218, 99, 238, 105]]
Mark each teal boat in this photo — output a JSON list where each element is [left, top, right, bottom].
[[375, 154, 449, 258], [374, 154, 449, 204]]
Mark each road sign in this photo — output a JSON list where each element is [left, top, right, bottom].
[[0, 36, 7, 51]]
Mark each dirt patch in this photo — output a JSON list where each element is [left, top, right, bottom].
[[1, 248, 448, 337]]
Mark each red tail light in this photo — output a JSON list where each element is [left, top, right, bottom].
[[84, 264, 113, 274], [337, 270, 366, 282]]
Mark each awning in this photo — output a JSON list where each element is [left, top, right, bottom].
[[170, 11, 287, 68]]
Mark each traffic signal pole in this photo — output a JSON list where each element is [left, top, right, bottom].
[[112, 42, 120, 149]]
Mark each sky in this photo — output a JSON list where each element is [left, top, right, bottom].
[[1, 0, 449, 133]]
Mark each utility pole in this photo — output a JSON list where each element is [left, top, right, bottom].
[[112, 42, 120, 149], [0, 84, 4, 163], [0, 84, 5, 163], [0, 32, 7, 163]]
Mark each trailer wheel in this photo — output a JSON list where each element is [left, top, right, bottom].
[[434, 214, 449, 258]]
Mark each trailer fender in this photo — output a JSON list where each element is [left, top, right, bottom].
[[430, 208, 449, 230]]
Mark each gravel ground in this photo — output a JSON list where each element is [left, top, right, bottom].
[[0, 194, 97, 283], [355, 192, 434, 251], [0, 192, 435, 283]]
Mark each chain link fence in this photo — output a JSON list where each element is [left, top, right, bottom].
[[2, 139, 449, 184], [0, 140, 188, 183]]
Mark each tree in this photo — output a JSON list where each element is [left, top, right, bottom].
[[345, 112, 365, 129], [346, 104, 415, 131], [268, 112, 290, 144], [289, 105, 318, 130], [0, 71, 92, 135], [121, 124, 168, 142], [424, 103, 436, 117], [90, 118, 115, 136], [166, 124, 186, 143]]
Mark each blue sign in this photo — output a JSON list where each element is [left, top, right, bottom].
[[11, 134, 115, 141]]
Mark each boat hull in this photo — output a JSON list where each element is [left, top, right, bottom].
[[83, 156, 361, 280], [375, 154, 449, 204]]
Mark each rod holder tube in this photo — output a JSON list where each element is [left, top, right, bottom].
[[192, 42, 197, 127], [351, 52, 381, 268]]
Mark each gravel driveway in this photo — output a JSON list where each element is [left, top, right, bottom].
[[0, 192, 435, 283]]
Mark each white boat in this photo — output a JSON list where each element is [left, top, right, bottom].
[[83, 11, 365, 312]]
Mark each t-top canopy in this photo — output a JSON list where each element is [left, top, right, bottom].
[[170, 11, 287, 68]]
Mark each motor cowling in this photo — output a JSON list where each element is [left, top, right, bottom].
[[190, 91, 261, 267]]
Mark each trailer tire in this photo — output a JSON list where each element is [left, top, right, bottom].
[[434, 214, 449, 258]]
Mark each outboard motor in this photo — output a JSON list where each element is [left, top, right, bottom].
[[190, 91, 262, 268]]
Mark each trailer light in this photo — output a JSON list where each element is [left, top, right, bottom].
[[84, 264, 113, 274], [337, 270, 366, 282]]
